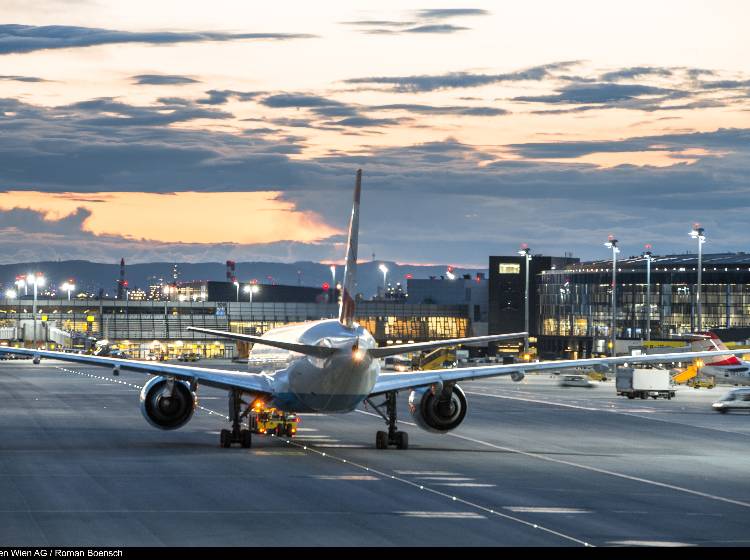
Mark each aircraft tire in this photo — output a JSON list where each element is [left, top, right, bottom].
[[375, 431, 388, 449], [396, 431, 409, 450]]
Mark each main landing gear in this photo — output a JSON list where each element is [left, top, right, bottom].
[[366, 391, 409, 450], [220, 390, 253, 449]]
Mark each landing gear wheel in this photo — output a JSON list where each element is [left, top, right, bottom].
[[395, 431, 409, 450], [220, 429, 232, 448], [375, 431, 388, 449], [240, 429, 252, 448]]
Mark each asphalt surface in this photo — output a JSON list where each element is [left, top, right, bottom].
[[1, 359, 749, 547]]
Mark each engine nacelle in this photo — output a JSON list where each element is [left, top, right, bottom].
[[408, 384, 467, 433], [139, 376, 197, 430], [510, 371, 525, 382]]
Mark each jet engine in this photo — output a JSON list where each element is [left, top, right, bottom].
[[408, 384, 467, 433], [139, 376, 197, 430]]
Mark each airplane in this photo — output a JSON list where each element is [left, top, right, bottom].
[[689, 332, 750, 386], [2, 169, 750, 450]]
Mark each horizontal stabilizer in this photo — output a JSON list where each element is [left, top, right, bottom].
[[186, 326, 335, 358], [368, 332, 527, 359]]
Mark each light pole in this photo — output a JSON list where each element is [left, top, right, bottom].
[[643, 244, 652, 341], [243, 284, 259, 303], [690, 224, 706, 332], [517, 244, 532, 354], [379, 264, 388, 296], [233, 281, 239, 302], [604, 236, 619, 357], [27, 273, 45, 348], [61, 280, 75, 301]]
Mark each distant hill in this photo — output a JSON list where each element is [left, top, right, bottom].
[[0, 260, 488, 299]]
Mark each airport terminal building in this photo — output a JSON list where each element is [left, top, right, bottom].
[[535, 253, 750, 356], [0, 296, 470, 359]]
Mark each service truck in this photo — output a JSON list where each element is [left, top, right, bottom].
[[616, 368, 675, 400]]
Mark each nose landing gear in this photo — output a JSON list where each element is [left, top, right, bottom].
[[367, 391, 409, 450]]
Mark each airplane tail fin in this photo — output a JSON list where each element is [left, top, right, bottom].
[[690, 331, 741, 366], [338, 169, 361, 329]]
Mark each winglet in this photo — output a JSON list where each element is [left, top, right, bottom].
[[338, 169, 361, 328]]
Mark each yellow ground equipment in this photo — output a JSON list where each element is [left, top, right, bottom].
[[418, 347, 456, 370], [672, 364, 699, 385], [250, 406, 299, 437], [688, 377, 715, 389], [587, 370, 608, 382]]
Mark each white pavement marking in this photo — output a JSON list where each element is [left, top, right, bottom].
[[356, 408, 750, 510], [505, 507, 591, 514], [312, 475, 379, 481], [435, 483, 496, 488], [396, 471, 459, 476], [397, 511, 486, 519], [415, 477, 474, 481], [608, 540, 696, 547]]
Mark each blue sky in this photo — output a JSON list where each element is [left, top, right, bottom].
[[0, 1, 749, 266]]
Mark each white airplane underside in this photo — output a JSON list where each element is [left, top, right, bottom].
[[3, 169, 750, 449]]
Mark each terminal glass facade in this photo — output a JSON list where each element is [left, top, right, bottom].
[[538, 254, 750, 341], [0, 298, 471, 358]]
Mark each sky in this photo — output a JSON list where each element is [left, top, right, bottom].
[[0, 0, 749, 267]]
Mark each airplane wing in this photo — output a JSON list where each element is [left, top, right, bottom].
[[367, 332, 527, 359], [186, 326, 335, 358], [0, 347, 273, 395], [369, 348, 750, 396]]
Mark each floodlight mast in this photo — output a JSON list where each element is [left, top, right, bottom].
[[604, 237, 619, 357]]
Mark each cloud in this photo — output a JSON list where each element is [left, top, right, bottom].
[[415, 9, 490, 19], [131, 74, 200, 85], [401, 24, 469, 34], [344, 61, 581, 92], [342, 8, 489, 36], [0, 24, 315, 55], [372, 103, 508, 116], [514, 82, 686, 105], [329, 116, 403, 127], [197, 89, 264, 105], [599, 66, 674, 81], [507, 128, 750, 159], [0, 74, 48, 82]]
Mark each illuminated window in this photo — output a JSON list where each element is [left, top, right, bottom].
[[499, 263, 521, 274]]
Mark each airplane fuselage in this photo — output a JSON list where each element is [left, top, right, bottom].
[[700, 363, 750, 386], [247, 319, 380, 413]]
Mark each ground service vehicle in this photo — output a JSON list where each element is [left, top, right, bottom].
[[616, 368, 675, 400], [559, 375, 594, 388], [251, 407, 299, 436], [712, 388, 750, 413]]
